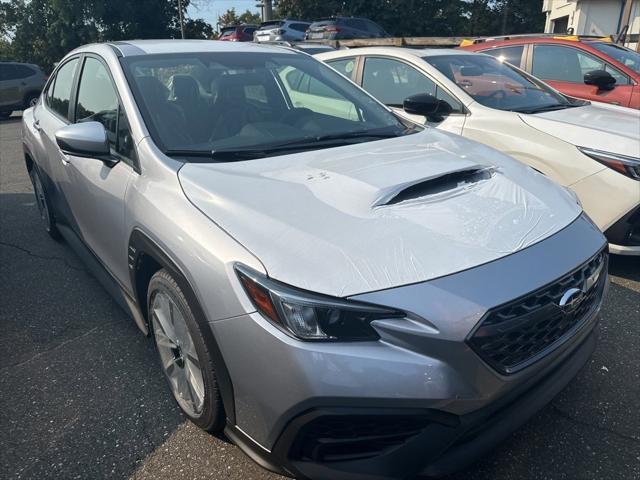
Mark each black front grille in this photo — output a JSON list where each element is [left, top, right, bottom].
[[290, 415, 431, 463], [468, 250, 607, 374]]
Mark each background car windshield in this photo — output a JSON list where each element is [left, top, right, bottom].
[[425, 54, 569, 112], [121, 51, 404, 155], [591, 42, 640, 74]]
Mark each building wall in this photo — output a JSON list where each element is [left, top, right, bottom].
[[543, 0, 639, 48]]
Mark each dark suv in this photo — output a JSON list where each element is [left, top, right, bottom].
[[305, 17, 388, 41], [0, 62, 47, 118]]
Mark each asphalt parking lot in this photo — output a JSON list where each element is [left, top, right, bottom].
[[1, 112, 639, 480]]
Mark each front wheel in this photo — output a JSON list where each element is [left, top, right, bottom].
[[148, 269, 225, 432]]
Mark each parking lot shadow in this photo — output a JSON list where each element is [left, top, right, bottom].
[[0, 193, 184, 479]]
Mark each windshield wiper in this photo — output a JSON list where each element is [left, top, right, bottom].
[[513, 104, 578, 114], [165, 128, 414, 161]]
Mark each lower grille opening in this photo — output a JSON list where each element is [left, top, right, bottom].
[[290, 415, 431, 463]]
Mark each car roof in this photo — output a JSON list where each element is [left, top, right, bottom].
[[76, 40, 299, 57], [318, 46, 477, 60]]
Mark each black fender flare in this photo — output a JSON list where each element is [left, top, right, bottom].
[[128, 229, 237, 424]]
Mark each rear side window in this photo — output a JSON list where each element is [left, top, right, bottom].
[[13, 65, 35, 78], [347, 19, 367, 31], [290, 23, 309, 32], [327, 58, 357, 80], [48, 58, 79, 121], [482, 46, 524, 67], [0, 64, 35, 80], [532, 44, 630, 85]]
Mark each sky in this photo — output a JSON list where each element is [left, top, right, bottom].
[[187, 0, 261, 28]]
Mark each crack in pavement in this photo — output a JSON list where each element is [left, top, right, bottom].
[[551, 404, 640, 443], [0, 325, 102, 372], [0, 240, 86, 272]]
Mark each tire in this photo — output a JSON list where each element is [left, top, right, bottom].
[[148, 269, 225, 432], [0, 111, 11, 119], [25, 93, 39, 109], [29, 166, 61, 239]]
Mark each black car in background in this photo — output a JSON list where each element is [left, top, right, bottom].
[[305, 17, 389, 40]]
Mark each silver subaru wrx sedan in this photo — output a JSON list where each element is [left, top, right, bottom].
[[22, 40, 607, 479]]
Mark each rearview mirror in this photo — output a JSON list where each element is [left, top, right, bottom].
[[584, 69, 616, 91], [55, 121, 117, 166], [403, 93, 452, 122]]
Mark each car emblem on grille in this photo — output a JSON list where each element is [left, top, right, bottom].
[[558, 287, 585, 314]]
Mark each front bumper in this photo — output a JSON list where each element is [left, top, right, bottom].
[[225, 328, 596, 480], [605, 205, 640, 256], [211, 214, 607, 479]]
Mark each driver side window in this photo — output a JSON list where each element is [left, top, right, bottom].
[[362, 57, 463, 113], [75, 57, 136, 161]]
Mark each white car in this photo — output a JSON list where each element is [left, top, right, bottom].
[[317, 48, 640, 255]]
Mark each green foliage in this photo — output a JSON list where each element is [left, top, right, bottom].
[[217, 8, 261, 28], [0, 0, 214, 71], [275, 0, 544, 37]]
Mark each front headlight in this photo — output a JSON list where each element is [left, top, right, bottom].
[[235, 265, 404, 341], [578, 147, 640, 181]]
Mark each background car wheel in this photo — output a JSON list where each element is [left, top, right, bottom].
[[148, 269, 224, 432], [29, 167, 60, 239], [0, 111, 12, 119], [25, 93, 39, 109]]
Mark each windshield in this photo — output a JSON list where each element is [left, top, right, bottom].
[[591, 42, 640, 74], [259, 21, 283, 30], [121, 51, 409, 159], [425, 54, 572, 113]]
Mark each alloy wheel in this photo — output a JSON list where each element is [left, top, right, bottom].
[[151, 290, 205, 417]]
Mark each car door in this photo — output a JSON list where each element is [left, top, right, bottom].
[[60, 55, 137, 284], [359, 56, 466, 134], [0, 64, 22, 109], [530, 44, 634, 107]]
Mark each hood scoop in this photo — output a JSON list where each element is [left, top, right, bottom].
[[374, 167, 496, 207]]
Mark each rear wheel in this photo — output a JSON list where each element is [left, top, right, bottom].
[[30, 167, 60, 239], [148, 269, 225, 432], [25, 93, 39, 109]]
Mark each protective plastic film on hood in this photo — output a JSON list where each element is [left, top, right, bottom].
[[179, 129, 581, 297]]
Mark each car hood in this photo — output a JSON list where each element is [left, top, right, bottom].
[[518, 103, 640, 157], [179, 130, 581, 297]]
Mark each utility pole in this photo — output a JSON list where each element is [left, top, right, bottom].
[[177, 0, 186, 39], [264, 0, 273, 21]]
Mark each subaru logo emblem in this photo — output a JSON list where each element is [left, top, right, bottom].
[[558, 287, 585, 314]]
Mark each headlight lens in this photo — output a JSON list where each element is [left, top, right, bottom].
[[235, 265, 404, 341], [578, 147, 640, 181]]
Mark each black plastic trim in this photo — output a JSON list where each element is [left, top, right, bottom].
[[604, 205, 640, 247]]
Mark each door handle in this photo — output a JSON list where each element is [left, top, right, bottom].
[[33, 119, 41, 132]]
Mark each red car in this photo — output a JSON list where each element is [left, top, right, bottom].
[[461, 35, 640, 109], [218, 24, 258, 42]]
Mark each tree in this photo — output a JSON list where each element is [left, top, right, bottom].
[[0, 0, 214, 71], [218, 8, 261, 27]]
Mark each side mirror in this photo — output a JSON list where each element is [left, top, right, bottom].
[[55, 121, 117, 167], [403, 93, 452, 122], [584, 69, 616, 91]]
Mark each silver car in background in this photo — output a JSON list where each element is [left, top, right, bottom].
[[254, 19, 311, 43], [0, 61, 47, 118], [22, 40, 607, 479]]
